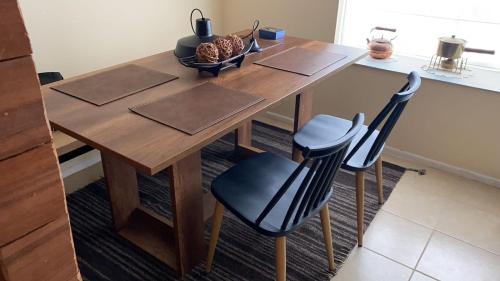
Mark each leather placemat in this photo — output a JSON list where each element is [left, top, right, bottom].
[[254, 47, 347, 76], [130, 83, 264, 135], [51, 64, 178, 106]]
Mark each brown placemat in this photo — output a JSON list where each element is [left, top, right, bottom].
[[51, 64, 178, 106], [254, 47, 347, 76], [130, 83, 264, 135]]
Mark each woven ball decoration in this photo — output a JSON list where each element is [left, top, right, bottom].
[[213, 38, 233, 61], [196, 43, 219, 63], [226, 34, 245, 56]]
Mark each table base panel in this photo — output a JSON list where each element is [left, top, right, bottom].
[[234, 143, 264, 160], [118, 208, 178, 270]]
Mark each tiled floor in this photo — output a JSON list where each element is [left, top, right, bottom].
[[333, 155, 500, 281]]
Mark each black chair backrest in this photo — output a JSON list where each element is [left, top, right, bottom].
[[256, 113, 365, 231], [345, 71, 421, 166], [38, 72, 64, 86]]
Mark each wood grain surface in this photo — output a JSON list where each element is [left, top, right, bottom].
[[130, 82, 264, 135], [0, 2, 81, 280], [255, 47, 347, 76], [167, 151, 205, 275], [0, 216, 79, 281], [51, 64, 178, 106], [0, 0, 31, 61], [42, 35, 367, 175], [0, 56, 51, 160], [0, 143, 66, 246]]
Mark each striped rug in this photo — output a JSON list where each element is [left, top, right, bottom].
[[67, 121, 405, 281]]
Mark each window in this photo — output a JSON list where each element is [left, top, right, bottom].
[[335, 0, 500, 70]]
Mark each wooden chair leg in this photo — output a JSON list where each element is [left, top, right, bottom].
[[320, 205, 335, 271], [206, 201, 224, 273], [355, 171, 365, 247], [276, 236, 286, 281], [375, 157, 384, 204]]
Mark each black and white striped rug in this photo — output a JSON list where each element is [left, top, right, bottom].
[[67, 121, 405, 281]]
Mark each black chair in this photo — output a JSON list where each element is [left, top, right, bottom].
[[293, 71, 421, 246], [38, 72, 63, 86], [206, 113, 364, 281]]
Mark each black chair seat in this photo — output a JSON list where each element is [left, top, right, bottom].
[[212, 152, 330, 236], [293, 114, 382, 171], [38, 72, 63, 86], [206, 114, 364, 277]]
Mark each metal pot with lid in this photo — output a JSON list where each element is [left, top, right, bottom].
[[437, 35, 495, 59]]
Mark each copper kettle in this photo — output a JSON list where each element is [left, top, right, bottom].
[[366, 27, 397, 59]]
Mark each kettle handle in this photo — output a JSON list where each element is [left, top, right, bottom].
[[190, 8, 205, 37], [464, 47, 496, 55], [370, 27, 398, 41], [372, 26, 397, 33]]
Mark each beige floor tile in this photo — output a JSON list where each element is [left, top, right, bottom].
[[417, 232, 500, 281], [363, 210, 433, 268], [382, 176, 450, 228], [384, 154, 500, 215], [445, 180, 500, 215], [410, 271, 437, 281], [391, 166, 459, 197], [333, 247, 413, 281], [382, 162, 500, 231], [436, 200, 500, 255]]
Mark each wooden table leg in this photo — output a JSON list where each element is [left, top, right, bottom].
[[102, 151, 205, 277], [101, 152, 140, 230], [292, 89, 313, 162], [234, 121, 264, 159], [235, 121, 252, 147], [168, 151, 205, 276]]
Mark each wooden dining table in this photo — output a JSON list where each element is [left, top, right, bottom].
[[42, 32, 366, 277]]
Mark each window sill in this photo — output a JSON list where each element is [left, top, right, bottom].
[[355, 55, 500, 94]]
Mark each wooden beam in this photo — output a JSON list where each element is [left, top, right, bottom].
[[0, 57, 51, 160], [0, 1, 81, 279], [0, 143, 66, 246], [0, 0, 32, 61], [0, 216, 79, 281]]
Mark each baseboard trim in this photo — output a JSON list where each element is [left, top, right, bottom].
[[383, 147, 500, 188], [265, 111, 295, 124], [261, 111, 500, 189]]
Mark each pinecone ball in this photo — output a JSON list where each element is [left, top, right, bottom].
[[214, 38, 233, 61], [226, 34, 245, 56], [195, 43, 219, 63]]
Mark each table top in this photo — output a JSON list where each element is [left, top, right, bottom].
[[42, 34, 367, 175]]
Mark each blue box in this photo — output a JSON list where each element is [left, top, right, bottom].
[[259, 27, 286, 40]]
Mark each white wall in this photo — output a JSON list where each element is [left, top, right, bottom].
[[19, 0, 222, 77], [221, 0, 338, 42]]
